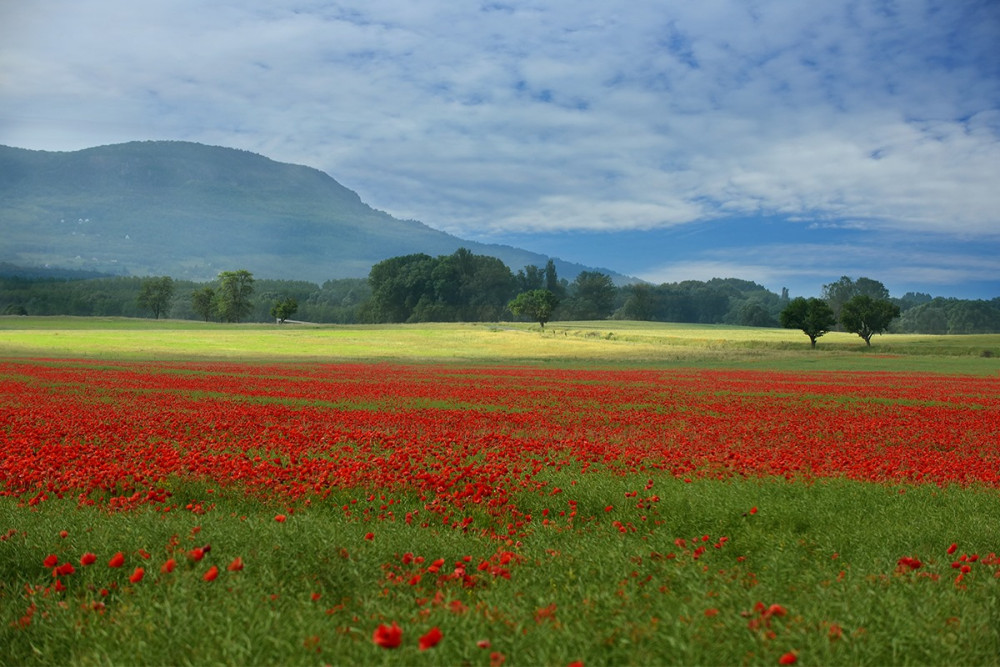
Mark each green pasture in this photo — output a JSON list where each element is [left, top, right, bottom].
[[1, 315, 998, 373]]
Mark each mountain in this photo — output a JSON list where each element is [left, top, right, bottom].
[[0, 141, 629, 284]]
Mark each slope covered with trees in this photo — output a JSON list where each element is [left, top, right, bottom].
[[0, 141, 623, 285]]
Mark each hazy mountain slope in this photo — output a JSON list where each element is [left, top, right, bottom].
[[0, 141, 625, 283]]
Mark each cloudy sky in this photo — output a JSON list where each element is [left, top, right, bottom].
[[2, 0, 999, 298]]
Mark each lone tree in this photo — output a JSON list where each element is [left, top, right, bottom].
[[508, 289, 559, 328], [191, 286, 216, 322], [840, 294, 900, 346], [780, 297, 837, 348], [271, 297, 298, 323], [216, 270, 255, 323], [137, 276, 174, 319]]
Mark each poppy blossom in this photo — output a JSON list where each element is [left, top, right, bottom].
[[274, 514, 287, 523], [778, 650, 798, 664], [227, 556, 244, 571], [372, 621, 402, 648], [418, 627, 443, 650], [161, 558, 177, 573], [129, 567, 145, 583], [108, 552, 125, 568], [80, 552, 97, 566], [189, 547, 205, 561], [203, 565, 219, 582], [56, 562, 75, 576], [43, 554, 58, 568], [364, 532, 374, 541]]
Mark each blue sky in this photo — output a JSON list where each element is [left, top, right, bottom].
[[1, 0, 998, 298]]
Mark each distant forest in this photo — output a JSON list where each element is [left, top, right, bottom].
[[2, 252, 999, 334]]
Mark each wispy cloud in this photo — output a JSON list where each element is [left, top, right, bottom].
[[1, 0, 998, 294]]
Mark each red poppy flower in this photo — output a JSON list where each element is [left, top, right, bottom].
[[56, 562, 76, 576], [203, 565, 219, 582], [947, 542, 958, 555], [372, 621, 402, 649], [59, 530, 68, 539], [80, 552, 97, 566], [189, 547, 205, 561], [778, 650, 798, 664], [274, 514, 287, 523], [108, 552, 125, 568], [43, 554, 59, 568], [227, 556, 244, 571], [161, 558, 177, 573], [418, 627, 443, 651], [364, 532, 374, 541], [129, 567, 145, 583]]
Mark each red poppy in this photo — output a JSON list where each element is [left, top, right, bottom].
[[80, 552, 97, 566], [56, 562, 76, 576], [43, 554, 59, 568], [203, 565, 219, 582], [372, 621, 402, 649], [129, 567, 145, 583], [778, 650, 798, 664], [227, 556, 244, 571], [947, 542, 958, 555], [274, 514, 287, 523], [59, 530, 68, 539], [418, 626, 443, 650], [108, 552, 125, 568], [364, 532, 374, 541], [189, 547, 205, 561], [161, 558, 177, 573]]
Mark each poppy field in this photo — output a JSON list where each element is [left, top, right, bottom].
[[2, 356, 1000, 665]]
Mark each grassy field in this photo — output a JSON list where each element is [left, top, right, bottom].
[[1, 316, 999, 373], [2, 318, 1000, 666]]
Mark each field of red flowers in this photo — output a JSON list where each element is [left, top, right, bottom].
[[2, 358, 1000, 665]]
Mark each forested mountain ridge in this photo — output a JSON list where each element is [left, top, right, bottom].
[[0, 141, 626, 284]]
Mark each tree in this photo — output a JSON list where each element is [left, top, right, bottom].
[[136, 276, 174, 319], [780, 297, 837, 348], [191, 286, 216, 322], [822, 276, 889, 323], [564, 271, 616, 320], [216, 270, 255, 323], [271, 297, 298, 323], [508, 289, 559, 328], [839, 295, 900, 346]]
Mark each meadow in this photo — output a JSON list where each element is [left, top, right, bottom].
[[2, 317, 1000, 666]]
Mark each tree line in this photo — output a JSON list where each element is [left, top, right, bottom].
[[2, 251, 999, 334]]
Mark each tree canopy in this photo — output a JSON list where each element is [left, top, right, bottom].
[[840, 295, 900, 346], [508, 289, 559, 328], [780, 297, 837, 348], [136, 276, 174, 319]]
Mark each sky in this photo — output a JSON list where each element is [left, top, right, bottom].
[[1, 0, 999, 299]]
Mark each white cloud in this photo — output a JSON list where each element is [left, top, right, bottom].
[[1, 0, 998, 251]]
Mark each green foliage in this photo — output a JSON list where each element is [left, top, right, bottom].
[[840, 295, 901, 346], [190, 286, 216, 322], [136, 276, 174, 319], [367, 249, 516, 323], [894, 298, 1000, 334], [560, 271, 617, 320], [215, 270, 255, 323], [508, 289, 559, 327], [270, 297, 299, 323], [780, 297, 837, 348], [823, 276, 890, 321]]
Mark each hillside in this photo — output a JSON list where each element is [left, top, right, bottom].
[[0, 141, 626, 283]]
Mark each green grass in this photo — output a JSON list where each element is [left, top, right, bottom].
[[3, 477, 999, 666], [2, 316, 999, 373], [2, 318, 1000, 664]]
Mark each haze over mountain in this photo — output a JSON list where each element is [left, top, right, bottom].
[[0, 141, 627, 284]]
